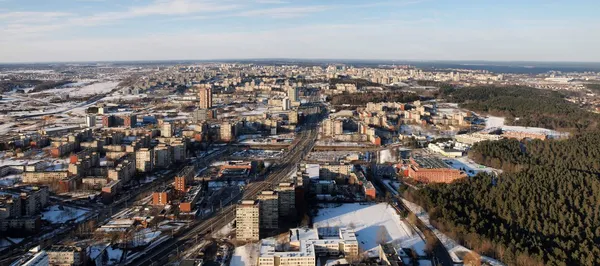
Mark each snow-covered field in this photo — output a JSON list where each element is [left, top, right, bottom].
[[31, 80, 119, 97], [484, 116, 505, 129], [41, 205, 90, 224], [484, 116, 568, 138], [314, 203, 427, 256]]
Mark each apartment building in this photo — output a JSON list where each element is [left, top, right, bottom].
[[198, 87, 213, 109], [162, 122, 173, 138], [174, 165, 195, 193], [154, 144, 173, 169], [46, 245, 85, 266], [135, 148, 154, 173], [257, 191, 278, 229], [236, 200, 260, 241], [275, 183, 295, 218]]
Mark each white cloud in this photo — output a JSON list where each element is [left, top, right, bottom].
[[1, 20, 598, 62], [235, 5, 330, 18]]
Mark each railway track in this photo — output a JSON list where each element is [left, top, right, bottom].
[[131, 125, 318, 266]]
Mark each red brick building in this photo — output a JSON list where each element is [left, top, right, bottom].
[[152, 191, 171, 206], [403, 157, 467, 184]]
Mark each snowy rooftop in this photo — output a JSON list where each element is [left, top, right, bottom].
[[260, 239, 315, 258]]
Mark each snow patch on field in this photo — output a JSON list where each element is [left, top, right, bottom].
[[230, 242, 260, 266], [484, 116, 505, 129], [41, 205, 89, 224], [313, 203, 427, 256]]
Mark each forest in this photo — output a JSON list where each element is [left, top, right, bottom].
[[329, 91, 420, 106], [442, 86, 600, 132], [0, 79, 43, 92], [29, 80, 73, 93], [406, 133, 600, 265]]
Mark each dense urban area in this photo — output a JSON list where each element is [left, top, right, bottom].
[[1, 61, 600, 266]]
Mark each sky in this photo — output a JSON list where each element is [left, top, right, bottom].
[[0, 0, 599, 63]]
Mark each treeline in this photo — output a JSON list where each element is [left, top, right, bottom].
[[0, 79, 43, 92], [585, 83, 600, 93], [406, 133, 600, 265], [443, 86, 600, 132], [329, 78, 382, 88], [329, 91, 419, 106], [469, 132, 600, 174], [30, 80, 73, 93]]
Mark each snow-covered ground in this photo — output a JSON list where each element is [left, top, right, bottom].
[[484, 116, 505, 129], [215, 221, 234, 238], [401, 199, 505, 266], [314, 203, 427, 256], [30, 80, 118, 97], [230, 242, 260, 266], [41, 205, 90, 224], [484, 116, 568, 138]]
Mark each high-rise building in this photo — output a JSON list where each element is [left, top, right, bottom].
[[287, 87, 299, 104], [135, 148, 154, 173], [236, 200, 260, 241], [198, 87, 213, 109], [174, 165, 195, 193], [162, 122, 173, 138], [154, 144, 173, 169], [191, 109, 216, 122], [171, 139, 187, 163], [122, 114, 137, 128], [85, 115, 96, 128], [275, 183, 296, 218], [257, 191, 278, 229], [282, 97, 291, 111], [219, 122, 235, 142]]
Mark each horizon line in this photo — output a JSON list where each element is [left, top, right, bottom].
[[2, 58, 600, 65]]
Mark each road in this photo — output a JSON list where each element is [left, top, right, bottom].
[[129, 109, 322, 266]]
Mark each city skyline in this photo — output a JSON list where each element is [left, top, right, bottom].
[[1, 0, 599, 63]]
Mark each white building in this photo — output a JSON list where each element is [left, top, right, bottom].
[[162, 122, 173, 138], [135, 148, 154, 173], [85, 115, 96, 128], [258, 227, 358, 266]]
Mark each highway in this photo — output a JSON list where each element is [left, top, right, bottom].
[[129, 111, 322, 266]]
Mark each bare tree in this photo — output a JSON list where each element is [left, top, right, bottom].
[[376, 226, 388, 245]]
